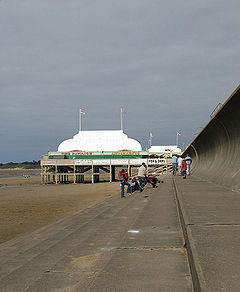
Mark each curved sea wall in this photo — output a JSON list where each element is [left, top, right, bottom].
[[183, 85, 240, 191]]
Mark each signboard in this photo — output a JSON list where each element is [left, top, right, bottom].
[[129, 159, 147, 165], [48, 150, 151, 157], [93, 160, 111, 165], [111, 151, 143, 156], [148, 159, 166, 165], [111, 159, 129, 165], [73, 158, 166, 166], [75, 160, 92, 165]]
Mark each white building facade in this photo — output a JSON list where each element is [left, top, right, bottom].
[[148, 145, 182, 153]]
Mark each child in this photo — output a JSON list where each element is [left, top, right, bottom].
[[147, 176, 159, 188], [151, 176, 159, 187]]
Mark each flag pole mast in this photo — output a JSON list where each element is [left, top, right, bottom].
[[79, 109, 85, 131], [79, 110, 81, 131], [120, 109, 123, 131], [79, 109, 86, 131]]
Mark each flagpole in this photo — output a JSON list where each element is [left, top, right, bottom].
[[176, 133, 178, 147], [79, 109, 86, 131], [79, 110, 82, 131], [149, 133, 152, 148], [120, 109, 122, 131]]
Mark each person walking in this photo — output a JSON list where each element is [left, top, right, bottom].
[[119, 169, 131, 198], [185, 154, 192, 175], [181, 159, 187, 179], [178, 156, 183, 175], [137, 162, 147, 192], [172, 154, 178, 175]]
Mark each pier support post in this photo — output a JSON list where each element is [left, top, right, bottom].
[[110, 162, 112, 182], [73, 165, 76, 184], [55, 165, 58, 184], [41, 165, 43, 184], [111, 166, 116, 181], [92, 162, 94, 183], [94, 167, 100, 183]]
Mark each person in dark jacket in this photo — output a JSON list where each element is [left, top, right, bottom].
[[119, 169, 131, 197], [150, 176, 159, 188], [147, 176, 159, 188]]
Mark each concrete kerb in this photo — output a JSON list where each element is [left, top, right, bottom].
[[172, 177, 207, 292]]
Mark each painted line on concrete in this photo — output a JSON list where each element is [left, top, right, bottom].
[[232, 168, 240, 178]]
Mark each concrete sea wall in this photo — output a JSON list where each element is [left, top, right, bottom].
[[183, 85, 240, 191]]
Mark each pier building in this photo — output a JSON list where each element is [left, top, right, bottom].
[[41, 130, 174, 184]]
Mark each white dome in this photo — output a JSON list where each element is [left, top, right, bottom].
[[58, 130, 142, 152], [148, 145, 182, 153]]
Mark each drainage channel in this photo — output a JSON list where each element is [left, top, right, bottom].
[[172, 178, 202, 292]]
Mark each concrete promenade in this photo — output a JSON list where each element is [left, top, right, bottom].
[[173, 175, 240, 292], [0, 174, 239, 291]]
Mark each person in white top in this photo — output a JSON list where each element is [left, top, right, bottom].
[[178, 156, 183, 175], [185, 154, 192, 175], [137, 162, 147, 192]]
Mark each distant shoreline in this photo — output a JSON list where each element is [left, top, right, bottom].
[[0, 161, 40, 170]]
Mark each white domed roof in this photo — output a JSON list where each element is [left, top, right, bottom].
[[58, 130, 142, 152]]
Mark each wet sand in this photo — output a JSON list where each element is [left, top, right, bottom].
[[0, 168, 40, 178], [0, 169, 120, 245]]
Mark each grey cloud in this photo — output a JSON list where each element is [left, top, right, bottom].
[[0, 0, 239, 161]]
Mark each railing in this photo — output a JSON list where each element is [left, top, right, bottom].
[[148, 163, 173, 176], [210, 103, 222, 119]]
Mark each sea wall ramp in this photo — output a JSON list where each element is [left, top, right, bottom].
[[183, 85, 240, 191]]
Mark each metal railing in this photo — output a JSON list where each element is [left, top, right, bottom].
[[210, 103, 222, 118], [148, 163, 173, 176]]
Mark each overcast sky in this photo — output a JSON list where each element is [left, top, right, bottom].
[[0, 0, 239, 162]]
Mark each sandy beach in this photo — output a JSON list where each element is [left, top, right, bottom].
[[0, 169, 120, 245]]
